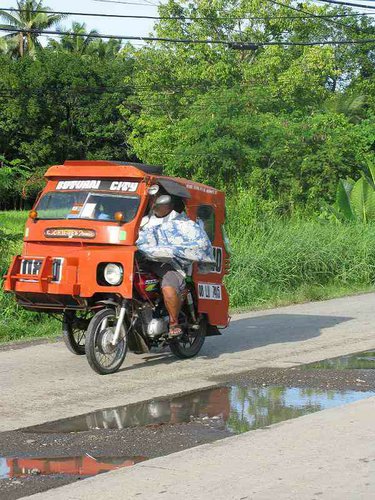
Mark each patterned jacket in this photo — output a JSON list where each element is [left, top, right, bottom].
[[136, 212, 215, 271]]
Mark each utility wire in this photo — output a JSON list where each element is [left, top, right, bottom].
[[0, 83, 276, 93], [92, 0, 159, 5], [265, 0, 372, 36], [315, 0, 375, 8], [93, 0, 375, 10], [1, 26, 374, 46], [1, 7, 374, 21]]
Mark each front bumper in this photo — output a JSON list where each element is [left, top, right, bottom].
[[3, 247, 136, 307]]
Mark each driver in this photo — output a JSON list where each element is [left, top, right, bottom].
[[138, 194, 187, 338]]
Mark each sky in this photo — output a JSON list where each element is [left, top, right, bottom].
[[1, 0, 167, 46], [1, 0, 374, 48]]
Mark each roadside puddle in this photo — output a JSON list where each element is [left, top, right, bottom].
[[0, 455, 146, 480], [24, 383, 375, 435], [302, 350, 375, 370]]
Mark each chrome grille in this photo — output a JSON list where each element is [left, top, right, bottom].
[[21, 259, 42, 276], [51, 258, 63, 282], [20, 258, 63, 282]]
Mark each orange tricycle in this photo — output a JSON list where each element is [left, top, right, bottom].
[[4, 161, 230, 374]]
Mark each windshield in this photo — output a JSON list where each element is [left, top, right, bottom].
[[35, 191, 140, 222]]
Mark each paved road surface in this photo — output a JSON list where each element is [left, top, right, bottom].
[[29, 396, 375, 500], [1, 292, 375, 432]]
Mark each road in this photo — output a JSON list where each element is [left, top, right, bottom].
[[28, 396, 375, 500], [1, 292, 375, 432]]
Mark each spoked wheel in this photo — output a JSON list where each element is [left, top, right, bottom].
[[62, 311, 91, 355], [85, 308, 127, 375], [169, 316, 206, 359]]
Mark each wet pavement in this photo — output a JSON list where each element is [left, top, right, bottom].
[[303, 350, 375, 370], [1, 350, 375, 499], [23, 384, 374, 435]]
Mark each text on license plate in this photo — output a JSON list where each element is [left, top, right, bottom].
[[198, 283, 222, 300]]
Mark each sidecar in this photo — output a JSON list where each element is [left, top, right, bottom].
[[4, 160, 230, 355]]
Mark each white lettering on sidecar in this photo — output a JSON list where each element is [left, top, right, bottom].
[[198, 283, 222, 301], [109, 181, 138, 192], [56, 180, 101, 190]]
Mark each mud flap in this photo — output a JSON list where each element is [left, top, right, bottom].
[[206, 325, 222, 337], [128, 329, 150, 354]]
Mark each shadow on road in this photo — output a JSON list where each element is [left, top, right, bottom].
[[120, 313, 352, 371], [201, 313, 353, 359]]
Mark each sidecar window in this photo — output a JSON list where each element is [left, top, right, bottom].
[[197, 205, 215, 242], [35, 191, 140, 222]]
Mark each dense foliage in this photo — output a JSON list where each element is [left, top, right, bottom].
[[124, 0, 374, 210], [0, 0, 374, 212]]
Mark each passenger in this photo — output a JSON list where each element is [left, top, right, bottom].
[[137, 191, 214, 338], [138, 194, 186, 337]]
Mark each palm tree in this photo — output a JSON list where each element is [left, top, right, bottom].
[[49, 22, 99, 55], [0, 0, 66, 57], [0, 35, 18, 57], [88, 38, 122, 59], [324, 93, 367, 124]]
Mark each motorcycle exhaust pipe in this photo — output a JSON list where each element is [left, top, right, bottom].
[[186, 291, 197, 324]]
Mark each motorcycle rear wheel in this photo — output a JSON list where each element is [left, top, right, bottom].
[[169, 316, 206, 359], [85, 308, 127, 375]]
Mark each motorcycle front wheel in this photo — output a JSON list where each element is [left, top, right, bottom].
[[169, 316, 206, 359], [85, 308, 127, 375]]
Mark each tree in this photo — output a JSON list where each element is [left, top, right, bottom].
[[87, 38, 122, 59], [122, 0, 375, 207], [0, 50, 135, 207], [0, 0, 66, 57], [0, 35, 18, 57], [48, 22, 99, 56]]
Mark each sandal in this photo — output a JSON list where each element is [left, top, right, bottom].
[[169, 324, 183, 338]]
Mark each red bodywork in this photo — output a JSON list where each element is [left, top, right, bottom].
[[4, 160, 230, 327]]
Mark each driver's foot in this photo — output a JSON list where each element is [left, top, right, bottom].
[[169, 324, 183, 338]]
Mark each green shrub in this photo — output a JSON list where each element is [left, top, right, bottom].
[[226, 208, 375, 308]]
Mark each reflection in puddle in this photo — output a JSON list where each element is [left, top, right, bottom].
[[0, 455, 146, 480], [303, 350, 375, 370], [25, 384, 375, 435]]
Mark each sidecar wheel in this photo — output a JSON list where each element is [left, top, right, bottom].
[[62, 311, 90, 355], [169, 316, 206, 359], [85, 308, 127, 375]]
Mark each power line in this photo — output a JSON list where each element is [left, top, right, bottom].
[[265, 0, 371, 37], [0, 82, 271, 93], [315, 0, 375, 8], [1, 26, 374, 46], [92, 0, 159, 7], [1, 7, 374, 21], [92, 0, 159, 5]]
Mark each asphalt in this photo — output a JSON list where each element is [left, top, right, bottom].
[[2, 292, 375, 433], [27, 396, 375, 500], [1, 292, 375, 498], [2, 364, 374, 498]]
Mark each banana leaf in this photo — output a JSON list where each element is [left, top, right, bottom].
[[350, 177, 375, 223]]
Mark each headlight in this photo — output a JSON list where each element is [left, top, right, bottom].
[[104, 263, 123, 285]]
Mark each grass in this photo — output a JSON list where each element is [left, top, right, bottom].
[[226, 216, 375, 309], [0, 211, 59, 343], [1, 203, 375, 343]]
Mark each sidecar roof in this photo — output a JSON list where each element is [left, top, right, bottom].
[[45, 160, 223, 202]]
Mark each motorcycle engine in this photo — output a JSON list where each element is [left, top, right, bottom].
[[140, 304, 169, 338], [147, 318, 169, 338]]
